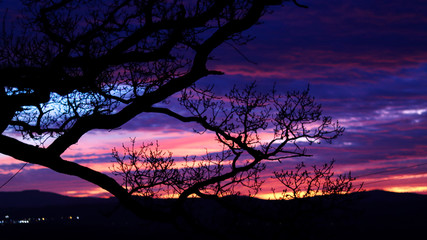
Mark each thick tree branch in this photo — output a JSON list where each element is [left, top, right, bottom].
[[0, 134, 172, 222], [148, 106, 263, 159]]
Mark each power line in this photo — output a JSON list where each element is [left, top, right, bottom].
[[354, 161, 427, 186], [362, 179, 396, 186], [356, 161, 427, 179], [0, 163, 28, 190]]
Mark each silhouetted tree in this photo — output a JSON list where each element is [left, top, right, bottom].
[[110, 83, 349, 236], [112, 84, 345, 201], [0, 0, 343, 224]]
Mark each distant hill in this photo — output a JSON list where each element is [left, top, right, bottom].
[[0, 190, 426, 240], [0, 190, 112, 208]]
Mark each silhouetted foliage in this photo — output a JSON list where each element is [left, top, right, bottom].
[[111, 139, 178, 197], [272, 160, 363, 200], [0, 0, 350, 229]]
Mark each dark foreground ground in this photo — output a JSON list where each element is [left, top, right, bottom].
[[0, 190, 426, 240]]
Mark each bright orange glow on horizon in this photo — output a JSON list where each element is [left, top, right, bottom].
[[64, 188, 111, 198], [384, 186, 427, 194]]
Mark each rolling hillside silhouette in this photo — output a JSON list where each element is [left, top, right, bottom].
[[0, 190, 425, 240]]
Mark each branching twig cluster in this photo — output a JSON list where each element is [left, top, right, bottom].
[[111, 139, 265, 198], [113, 83, 345, 201], [272, 160, 363, 200]]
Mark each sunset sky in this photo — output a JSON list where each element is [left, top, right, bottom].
[[0, 0, 426, 198]]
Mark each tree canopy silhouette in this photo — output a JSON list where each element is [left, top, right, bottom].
[[0, 0, 346, 223]]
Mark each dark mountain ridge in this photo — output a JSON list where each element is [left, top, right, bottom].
[[3, 188, 425, 207], [0, 190, 114, 208], [0, 190, 426, 240]]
